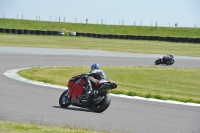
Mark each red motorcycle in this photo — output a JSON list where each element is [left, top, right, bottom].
[[59, 74, 117, 113]]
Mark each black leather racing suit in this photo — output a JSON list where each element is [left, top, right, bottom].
[[84, 69, 108, 92]]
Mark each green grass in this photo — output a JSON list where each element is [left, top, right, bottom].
[[0, 120, 104, 133], [1, 34, 200, 57], [18, 66, 200, 104], [1, 18, 200, 38]]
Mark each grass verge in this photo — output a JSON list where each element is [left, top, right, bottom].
[[1, 34, 200, 57], [0, 120, 103, 133], [18, 66, 200, 104], [1, 18, 200, 38]]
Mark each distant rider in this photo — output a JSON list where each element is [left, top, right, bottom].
[[162, 54, 174, 63]]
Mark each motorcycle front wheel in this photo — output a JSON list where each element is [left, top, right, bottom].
[[91, 92, 111, 113], [167, 60, 174, 65], [59, 90, 71, 108]]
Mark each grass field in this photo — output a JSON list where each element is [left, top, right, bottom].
[[1, 34, 200, 57], [1, 18, 200, 38], [18, 66, 200, 104]]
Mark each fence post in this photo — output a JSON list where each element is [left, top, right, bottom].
[[86, 18, 88, 24]]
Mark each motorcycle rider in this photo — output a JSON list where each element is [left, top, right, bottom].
[[82, 63, 108, 95], [162, 54, 174, 63]]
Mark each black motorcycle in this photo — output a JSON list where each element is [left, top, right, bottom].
[[155, 56, 175, 65]]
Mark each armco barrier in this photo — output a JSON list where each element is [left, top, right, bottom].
[[171, 37, 178, 42], [188, 38, 195, 43], [92, 33, 98, 38], [5, 28, 12, 34], [29, 30, 35, 35], [159, 37, 166, 41], [142, 36, 148, 40], [180, 37, 189, 43], [130, 35, 137, 40], [41, 30, 47, 35], [86, 33, 92, 37], [119, 35, 126, 39], [166, 37, 172, 42], [17, 29, 24, 34], [193, 38, 198, 43], [35, 30, 41, 35], [147, 36, 154, 41], [1, 28, 200, 43], [102, 34, 108, 38], [108, 34, 114, 39], [125, 35, 132, 40], [96, 34, 102, 38], [47, 31, 52, 35], [195, 38, 200, 43], [23, 29, 29, 34], [136, 36, 143, 40], [75, 32, 81, 36], [52, 31, 59, 35], [80, 32, 86, 37], [12, 29, 18, 34], [0, 28, 5, 33], [114, 35, 119, 39], [153, 36, 160, 41]]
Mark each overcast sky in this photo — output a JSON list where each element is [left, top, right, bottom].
[[0, 0, 200, 27]]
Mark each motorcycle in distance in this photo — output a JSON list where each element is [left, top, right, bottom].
[[155, 55, 175, 65], [59, 73, 117, 113]]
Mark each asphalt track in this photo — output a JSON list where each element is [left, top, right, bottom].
[[0, 46, 200, 133]]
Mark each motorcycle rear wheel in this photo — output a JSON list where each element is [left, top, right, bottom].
[[91, 92, 111, 113], [155, 60, 160, 65], [59, 90, 71, 108]]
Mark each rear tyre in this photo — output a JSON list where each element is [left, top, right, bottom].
[[59, 90, 71, 108], [91, 93, 111, 113]]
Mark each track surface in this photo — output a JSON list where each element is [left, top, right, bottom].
[[0, 46, 200, 133]]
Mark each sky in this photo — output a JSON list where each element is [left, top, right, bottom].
[[0, 0, 200, 27]]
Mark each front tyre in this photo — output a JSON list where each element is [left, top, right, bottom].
[[91, 93, 111, 113], [167, 60, 174, 65], [59, 90, 71, 108]]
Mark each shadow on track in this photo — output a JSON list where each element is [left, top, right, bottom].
[[52, 106, 95, 113]]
